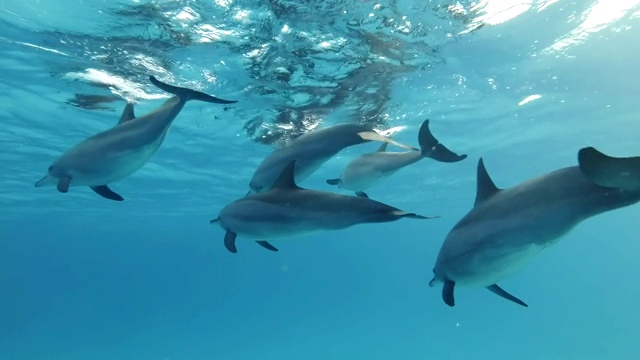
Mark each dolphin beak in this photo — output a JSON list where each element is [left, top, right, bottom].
[[34, 175, 54, 188]]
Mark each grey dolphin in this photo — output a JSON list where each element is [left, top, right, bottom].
[[248, 124, 419, 193], [35, 76, 236, 201], [326, 119, 467, 198], [212, 161, 438, 253], [429, 146, 640, 307]]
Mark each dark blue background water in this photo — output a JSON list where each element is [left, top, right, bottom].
[[1, 1, 640, 359]]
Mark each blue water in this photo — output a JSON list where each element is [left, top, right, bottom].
[[2, 1, 640, 359]]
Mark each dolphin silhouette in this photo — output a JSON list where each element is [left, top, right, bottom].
[[248, 124, 419, 193], [35, 76, 236, 201], [429, 147, 640, 307], [212, 161, 438, 253], [326, 119, 467, 198]]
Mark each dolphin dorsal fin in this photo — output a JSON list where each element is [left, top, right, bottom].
[[474, 158, 500, 206], [117, 103, 136, 125], [376, 143, 388, 152], [271, 161, 300, 190]]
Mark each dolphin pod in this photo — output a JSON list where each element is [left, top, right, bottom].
[[35, 76, 236, 200], [34, 74, 639, 310], [326, 119, 467, 198], [429, 146, 640, 307]]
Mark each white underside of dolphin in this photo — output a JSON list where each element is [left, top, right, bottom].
[[34, 76, 236, 201], [430, 147, 640, 308]]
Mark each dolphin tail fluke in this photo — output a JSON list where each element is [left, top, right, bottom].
[[578, 146, 640, 191], [486, 284, 528, 307], [224, 231, 238, 253], [391, 210, 440, 220], [149, 76, 238, 104], [256, 240, 279, 252], [418, 120, 467, 163]]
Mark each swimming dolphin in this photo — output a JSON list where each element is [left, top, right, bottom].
[[248, 124, 419, 193], [326, 119, 467, 198], [34, 76, 236, 201], [429, 146, 640, 307], [212, 161, 438, 253]]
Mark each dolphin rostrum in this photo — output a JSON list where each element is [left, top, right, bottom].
[[326, 119, 467, 198], [248, 124, 419, 193], [212, 161, 438, 253], [429, 146, 640, 307], [35, 76, 236, 201]]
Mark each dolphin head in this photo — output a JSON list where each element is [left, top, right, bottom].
[[47, 163, 68, 179], [34, 163, 62, 188], [34, 160, 74, 191]]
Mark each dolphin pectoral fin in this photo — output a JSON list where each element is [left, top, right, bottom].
[[486, 284, 528, 307], [376, 142, 388, 152], [355, 191, 369, 198], [578, 146, 640, 191], [149, 76, 237, 104], [326, 178, 341, 186], [474, 158, 501, 206], [116, 103, 136, 125], [224, 231, 238, 253], [90, 185, 124, 201], [391, 210, 440, 220], [357, 131, 418, 151], [418, 120, 467, 163], [443, 280, 456, 307], [57, 176, 71, 193], [256, 240, 279, 252], [210, 218, 220, 223]]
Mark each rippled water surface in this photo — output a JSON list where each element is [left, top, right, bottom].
[[2, 1, 640, 359]]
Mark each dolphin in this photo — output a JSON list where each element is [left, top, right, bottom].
[[34, 76, 236, 201], [212, 161, 438, 253], [326, 119, 467, 198], [248, 124, 419, 193], [429, 146, 640, 308]]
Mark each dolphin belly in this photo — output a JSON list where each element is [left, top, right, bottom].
[[54, 134, 165, 186], [437, 235, 546, 287]]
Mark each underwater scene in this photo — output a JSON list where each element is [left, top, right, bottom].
[[1, 0, 640, 359]]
